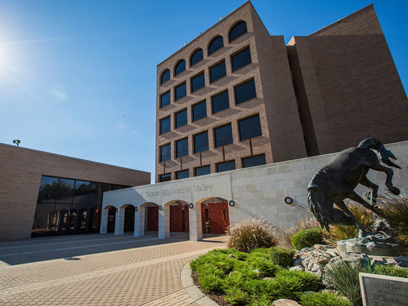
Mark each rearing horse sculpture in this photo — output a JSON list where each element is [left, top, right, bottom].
[[308, 138, 401, 236]]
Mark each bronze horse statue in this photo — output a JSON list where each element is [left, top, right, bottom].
[[308, 138, 401, 236]]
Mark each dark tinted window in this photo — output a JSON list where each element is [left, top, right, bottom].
[[160, 173, 171, 182], [212, 91, 229, 114], [161, 69, 170, 84], [243, 154, 266, 168], [214, 124, 233, 147], [175, 83, 186, 101], [73, 180, 90, 205], [191, 49, 203, 66], [195, 166, 211, 176], [210, 61, 226, 83], [175, 109, 187, 128], [229, 21, 247, 42], [56, 178, 75, 204], [37, 176, 59, 203], [239, 114, 262, 141], [191, 72, 205, 92], [194, 131, 209, 153], [175, 60, 186, 76], [160, 116, 170, 134], [231, 47, 251, 71], [192, 101, 207, 121], [235, 79, 256, 104], [208, 36, 224, 55], [217, 161, 236, 172], [176, 170, 189, 180], [160, 144, 171, 162], [176, 138, 188, 157], [160, 91, 170, 108]]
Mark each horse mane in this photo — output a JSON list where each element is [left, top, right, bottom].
[[358, 138, 400, 169]]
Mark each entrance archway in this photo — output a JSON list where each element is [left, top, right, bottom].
[[198, 197, 229, 235], [124, 205, 135, 232], [107, 207, 116, 233], [68, 209, 77, 234], [134, 202, 159, 238]]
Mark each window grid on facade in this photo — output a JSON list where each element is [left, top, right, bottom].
[[208, 36, 224, 55], [231, 47, 252, 72], [175, 83, 186, 101], [176, 170, 189, 180], [214, 124, 233, 148], [175, 60, 186, 76], [229, 21, 248, 42], [212, 91, 230, 114], [160, 91, 170, 108], [194, 131, 209, 153], [235, 79, 256, 104], [191, 72, 205, 92], [190, 49, 203, 66], [176, 138, 188, 158], [192, 101, 207, 121], [195, 165, 211, 177], [160, 117, 170, 134], [175, 109, 187, 128], [239, 114, 262, 141], [210, 61, 226, 83], [161, 69, 170, 84], [160, 173, 171, 182], [217, 160, 236, 173], [242, 154, 266, 168], [160, 144, 171, 162]]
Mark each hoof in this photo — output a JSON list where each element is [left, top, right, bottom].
[[390, 187, 400, 195]]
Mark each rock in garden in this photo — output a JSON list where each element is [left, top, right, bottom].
[[396, 256, 408, 267], [253, 269, 265, 278], [272, 299, 301, 306], [227, 254, 235, 259]]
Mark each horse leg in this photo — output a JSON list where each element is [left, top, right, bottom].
[[367, 159, 400, 195], [359, 175, 379, 204], [334, 200, 366, 236]]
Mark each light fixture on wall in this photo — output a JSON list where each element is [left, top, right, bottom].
[[229, 200, 235, 207], [158, 205, 162, 210], [135, 207, 138, 212], [189, 203, 194, 209], [115, 208, 118, 212], [284, 197, 294, 205]]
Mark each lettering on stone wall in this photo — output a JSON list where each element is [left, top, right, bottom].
[[360, 273, 408, 306], [140, 184, 214, 198]]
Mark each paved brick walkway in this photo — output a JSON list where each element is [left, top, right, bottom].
[[0, 233, 225, 306]]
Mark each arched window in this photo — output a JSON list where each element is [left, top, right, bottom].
[[175, 60, 186, 76], [161, 69, 170, 84], [190, 49, 203, 67], [208, 36, 224, 55], [229, 21, 247, 42]]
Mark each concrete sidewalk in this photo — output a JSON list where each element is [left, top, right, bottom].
[[0, 233, 225, 306]]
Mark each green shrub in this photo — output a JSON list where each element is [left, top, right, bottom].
[[269, 247, 296, 267], [373, 264, 408, 278], [280, 216, 320, 247], [198, 272, 223, 292], [300, 291, 351, 306], [224, 287, 249, 305], [226, 218, 277, 253], [246, 256, 281, 277], [292, 227, 324, 250]]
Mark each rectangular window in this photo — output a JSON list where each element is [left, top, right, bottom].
[[176, 138, 188, 157], [239, 114, 262, 141], [160, 173, 171, 182], [160, 91, 170, 108], [212, 91, 229, 114], [231, 47, 251, 71], [192, 101, 207, 121], [191, 72, 205, 92], [175, 82, 186, 101], [175, 109, 187, 128], [210, 61, 226, 83], [195, 165, 211, 177], [159, 116, 170, 134], [214, 124, 233, 147], [217, 161, 236, 173], [160, 144, 171, 162], [194, 131, 209, 153], [176, 170, 189, 180], [235, 79, 256, 104], [242, 154, 266, 168]]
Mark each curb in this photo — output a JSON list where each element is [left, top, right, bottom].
[[181, 263, 218, 306]]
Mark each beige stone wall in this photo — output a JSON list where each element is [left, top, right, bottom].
[[0, 143, 150, 240]]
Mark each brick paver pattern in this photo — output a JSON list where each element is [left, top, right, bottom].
[[0, 234, 225, 306]]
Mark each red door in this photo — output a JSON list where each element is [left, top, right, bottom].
[[208, 202, 229, 234]]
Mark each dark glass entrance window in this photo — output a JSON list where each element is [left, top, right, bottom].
[[239, 114, 262, 141], [191, 49, 203, 66], [175, 83, 186, 101], [194, 131, 209, 153], [160, 91, 170, 108], [56, 178, 75, 204], [160, 144, 171, 162], [212, 91, 229, 114], [229, 21, 248, 42], [231, 47, 251, 71], [175, 109, 187, 128], [175, 60, 186, 76], [176, 138, 188, 157], [191, 72, 205, 92], [210, 61, 226, 83], [37, 176, 59, 203], [214, 124, 233, 147], [161, 69, 170, 84], [192, 101, 207, 121], [160, 116, 170, 134], [160, 173, 171, 182], [195, 165, 211, 176], [235, 79, 256, 104], [217, 160, 236, 172], [243, 154, 266, 168], [208, 36, 224, 55], [176, 170, 189, 179]]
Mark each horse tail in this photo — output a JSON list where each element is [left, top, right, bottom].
[[307, 188, 331, 232], [358, 138, 401, 169]]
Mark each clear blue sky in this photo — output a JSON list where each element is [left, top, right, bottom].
[[1, 0, 407, 183]]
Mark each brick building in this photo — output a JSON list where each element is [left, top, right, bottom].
[[155, 2, 408, 183]]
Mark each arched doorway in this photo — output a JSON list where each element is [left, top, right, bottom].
[[167, 200, 189, 233], [59, 209, 69, 233], [199, 197, 229, 235], [77, 208, 88, 233], [124, 205, 135, 232], [68, 209, 77, 234], [135, 202, 160, 238], [107, 207, 116, 233], [87, 207, 99, 233]]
